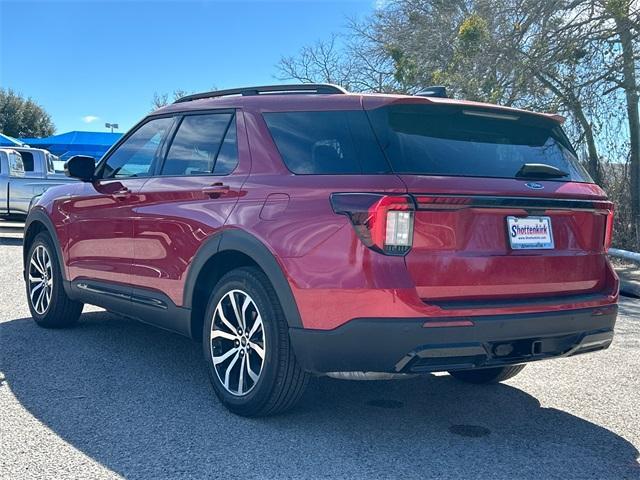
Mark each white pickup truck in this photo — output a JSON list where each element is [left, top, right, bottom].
[[0, 147, 76, 218]]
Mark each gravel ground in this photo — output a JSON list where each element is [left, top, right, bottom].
[[1, 233, 639, 480]]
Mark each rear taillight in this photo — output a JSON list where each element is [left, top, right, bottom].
[[330, 193, 415, 256], [604, 206, 614, 251]]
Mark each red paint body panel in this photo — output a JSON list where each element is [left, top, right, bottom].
[[128, 112, 253, 304], [131, 175, 242, 304], [66, 178, 149, 287], [30, 91, 618, 335], [401, 177, 610, 302]]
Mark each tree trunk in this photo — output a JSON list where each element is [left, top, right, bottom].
[[534, 73, 601, 184], [573, 103, 602, 185], [615, 13, 640, 249]]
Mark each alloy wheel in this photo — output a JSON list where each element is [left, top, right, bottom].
[[210, 289, 266, 396], [28, 245, 53, 315]]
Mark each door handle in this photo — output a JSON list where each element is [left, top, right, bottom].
[[202, 183, 230, 197], [112, 187, 131, 199]]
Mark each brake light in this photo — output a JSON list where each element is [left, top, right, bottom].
[[604, 206, 614, 251], [330, 193, 415, 256]]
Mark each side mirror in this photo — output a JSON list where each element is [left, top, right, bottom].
[[64, 155, 96, 181]]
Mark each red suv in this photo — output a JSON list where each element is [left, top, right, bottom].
[[23, 84, 618, 416]]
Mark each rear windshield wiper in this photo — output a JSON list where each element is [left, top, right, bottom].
[[515, 163, 569, 179]]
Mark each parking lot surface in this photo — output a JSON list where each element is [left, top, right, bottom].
[[1, 233, 639, 479]]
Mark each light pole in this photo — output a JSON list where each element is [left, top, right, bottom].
[[105, 122, 119, 133]]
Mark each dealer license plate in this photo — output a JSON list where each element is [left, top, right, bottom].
[[507, 216, 554, 250]]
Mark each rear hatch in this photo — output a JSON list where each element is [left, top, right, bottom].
[[365, 100, 615, 305]]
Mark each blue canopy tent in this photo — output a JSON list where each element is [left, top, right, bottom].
[[0, 133, 27, 147], [20, 131, 123, 160]]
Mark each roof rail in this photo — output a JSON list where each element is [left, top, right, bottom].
[[174, 83, 348, 104], [415, 86, 448, 98]]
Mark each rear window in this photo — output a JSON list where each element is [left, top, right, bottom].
[[367, 104, 592, 182], [263, 111, 389, 174]]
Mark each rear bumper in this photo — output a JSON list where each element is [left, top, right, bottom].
[[289, 304, 617, 374]]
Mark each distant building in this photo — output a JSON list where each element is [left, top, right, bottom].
[[20, 131, 123, 160]]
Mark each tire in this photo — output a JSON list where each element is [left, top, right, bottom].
[[449, 365, 526, 384], [26, 232, 83, 328], [202, 267, 309, 417]]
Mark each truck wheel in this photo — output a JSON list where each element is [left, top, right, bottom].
[[26, 232, 83, 328], [202, 267, 309, 417], [449, 365, 525, 384]]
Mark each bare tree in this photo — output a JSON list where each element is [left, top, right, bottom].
[[510, 0, 612, 184], [277, 34, 355, 87], [151, 89, 192, 110], [602, 0, 640, 245], [276, 31, 404, 92]]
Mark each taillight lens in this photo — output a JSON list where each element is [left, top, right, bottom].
[[331, 193, 415, 255], [604, 206, 614, 251]]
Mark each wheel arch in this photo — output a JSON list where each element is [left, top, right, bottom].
[[186, 229, 303, 341], [23, 209, 67, 283]]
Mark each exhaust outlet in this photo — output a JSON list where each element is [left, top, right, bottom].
[[493, 343, 514, 357]]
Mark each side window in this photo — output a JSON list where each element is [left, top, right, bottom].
[[263, 110, 389, 174], [213, 118, 238, 175], [161, 113, 238, 176], [19, 151, 34, 172], [101, 117, 173, 179], [9, 152, 25, 177], [46, 154, 56, 174]]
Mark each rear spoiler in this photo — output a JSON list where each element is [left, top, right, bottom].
[[361, 95, 566, 124]]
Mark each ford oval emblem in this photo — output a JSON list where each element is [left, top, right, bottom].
[[525, 182, 544, 190]]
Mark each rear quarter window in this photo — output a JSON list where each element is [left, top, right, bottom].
[[263, 111, 390, 174]]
